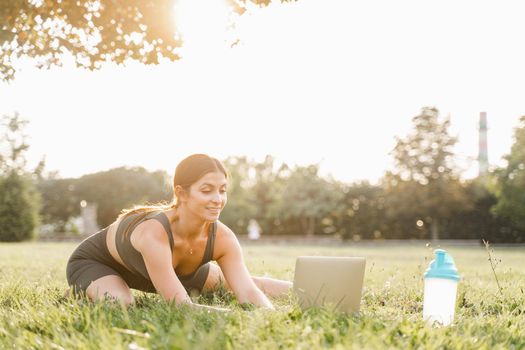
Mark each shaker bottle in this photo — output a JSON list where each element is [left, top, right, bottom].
[[423, 249, 460, 326]]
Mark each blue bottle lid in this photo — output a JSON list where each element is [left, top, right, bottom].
[[424, 249, 460, 281]]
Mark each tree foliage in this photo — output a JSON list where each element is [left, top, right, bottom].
[[493, 116, 525, 231], [276, 164, 342, 236], [0, 113, 42, 241], [37, 177, 80, 232], [446, 178, 523, 243], [219, 156, 257, 235], [38, 166, 172, 232], [336, 182, 385, 241], [0, 172, 40, 241], [382, 107, 470, 240], [0, 0, 286, 81], [250, 155, 290, 234], [390, 107, 459, 184], [0, 111, 29, 174]]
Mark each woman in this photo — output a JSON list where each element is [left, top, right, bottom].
[[66, 154, 292, 310]]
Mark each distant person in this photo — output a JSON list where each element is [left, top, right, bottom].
[[247, 219, 261, 240], [65, 154, 292, 311]]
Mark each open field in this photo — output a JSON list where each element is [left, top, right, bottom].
[[1, 241, 524, 349]]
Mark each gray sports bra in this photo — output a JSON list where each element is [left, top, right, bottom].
[[114, 211, 217, 281]]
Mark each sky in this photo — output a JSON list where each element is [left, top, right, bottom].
[[1, 0, 524, 184]]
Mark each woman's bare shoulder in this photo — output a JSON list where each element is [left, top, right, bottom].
[[215, 221, 236, 239], [131, 219, 171, 252], [214, 221, 242, 258]]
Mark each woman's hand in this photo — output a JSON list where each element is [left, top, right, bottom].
[[189, 303, 230, 313], [214, 223, 275, 309]]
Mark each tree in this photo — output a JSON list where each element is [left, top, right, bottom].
[[276, 164, 342, 236], [382, 107, 470, 240], [37, 166, 176, 232], [0, 111, 29, 174], [74, 166, 172, 228], [0, 112, 42, 241], [219, 155, 257, 235], [220, 155, 290, 236], [0, 172, 40, 241], [446, 178, 523, 243], [493, 116, 525, 232], [337, 181, 386, 241], [37, 177, 80, 232], [250, 155, 290, 234], [0, 0, 285, 82]]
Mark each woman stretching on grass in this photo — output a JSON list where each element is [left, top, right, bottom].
[[66, 154, 292, 310]]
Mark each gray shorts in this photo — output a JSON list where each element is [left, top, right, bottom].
[[66, 228, 210, 295]]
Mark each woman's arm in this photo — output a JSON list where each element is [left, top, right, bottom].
[[134, 221, 192, 304], [131, 221, 228, 312], [215, 223, 274, 309]]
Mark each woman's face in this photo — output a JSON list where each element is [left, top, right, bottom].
[[183, 171, 227, 221]]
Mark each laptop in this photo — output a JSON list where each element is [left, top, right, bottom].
[[293, 256, 366, 314]]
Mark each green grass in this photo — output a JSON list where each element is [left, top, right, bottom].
[[1, 241, 524, 349]]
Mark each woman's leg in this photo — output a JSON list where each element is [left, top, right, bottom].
[[202, 263, 231, 291], [85, 275, 134, 306], [203, 263, 292, 298]]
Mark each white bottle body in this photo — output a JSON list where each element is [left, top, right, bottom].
[[423, 277, 458, 326]]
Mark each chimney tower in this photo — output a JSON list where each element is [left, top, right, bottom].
[[478, 112, 489, 176]]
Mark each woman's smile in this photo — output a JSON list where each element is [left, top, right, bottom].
[[185, 171, 228, 220]]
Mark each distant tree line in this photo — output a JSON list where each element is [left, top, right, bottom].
[[1, 109, 525, 242], [37, 167, 171, 233]]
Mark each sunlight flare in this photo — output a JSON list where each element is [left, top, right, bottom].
[[173, 0, 233, 51]]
